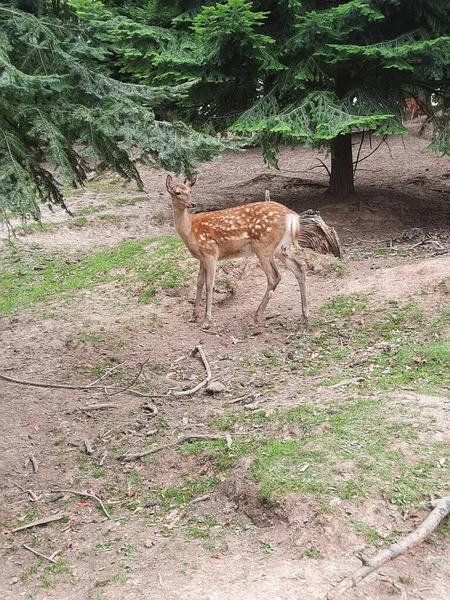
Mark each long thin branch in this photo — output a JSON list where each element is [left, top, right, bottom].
[[353, 134, 388, 167], [0, 372, 108, 390], [51, 489, 112, 520], [119, 434, 225, 462], [23, 544, 58, 564], [87, 362, 126, 387], [105, 357, 152, 397], [326, 495, 450, 599], [12, 513, 67, 533], [353, 129, 365, 175], [172, 346, 212, 397]]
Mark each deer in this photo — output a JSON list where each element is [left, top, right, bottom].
[[404, 97, 428, 122], [166, 174, 341, 329]]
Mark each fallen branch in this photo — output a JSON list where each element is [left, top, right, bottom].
[[0, 372, 109, 390], [87, 362, 126, 387], [51, 489, 112, 520], [189, 493, 212, 505], [12, 513, 67, 533], [99, 451, 107, 467], [326, 495, 450, 599], [172, 346, 212, 397], [329, 377, 364, 389], [29, 454, 38, 473], [73, 404, 119, 412], [23, 543, 58, 564], [105, 357, 151, 397], [12, 482, 38, 502], [119, 434, 225, 462]]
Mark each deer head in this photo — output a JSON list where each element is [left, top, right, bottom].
[[166, 174, 197, 209]]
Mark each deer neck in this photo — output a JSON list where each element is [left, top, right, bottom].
[[171, 204, 192, 243]]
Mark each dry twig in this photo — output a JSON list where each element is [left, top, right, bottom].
[[23, 544, 58, 564], [29, 454, 38, 473], [13, 482, 38, 502], [326, 495, 450, 599], [172, 346, 212, 397], [51, 489, 112, 520], [12, 513, 67, 533], [105, 357, 152, 397], [87, 362, 126, 387], [119, 434, 225, 462], [73, 404, 119, 412]]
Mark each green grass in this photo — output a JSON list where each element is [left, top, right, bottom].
[[191, 394, 450, 512], [0, 237, 195, 316]]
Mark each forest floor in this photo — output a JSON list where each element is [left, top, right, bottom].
[[1, 124, 450, 600]]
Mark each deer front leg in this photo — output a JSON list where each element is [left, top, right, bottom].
[[189, 262, 205, 322], [201, 256, 217, 329], [254, 256, 281, 322]]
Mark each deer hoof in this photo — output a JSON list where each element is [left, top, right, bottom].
[[201, 319, 211, 329], [188, 314, 199, 323]]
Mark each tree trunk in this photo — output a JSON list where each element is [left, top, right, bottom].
[[328, 69, 355, 198], [329, 132, 354, 197]]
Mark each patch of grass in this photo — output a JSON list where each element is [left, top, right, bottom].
[[349, 518, 396, 547], [201, 396, 450, 512], [320, 293, 369, 317], [76, 204, 108, 216], [0, 236, 195, 316], [260, 540, 277, 553], [68, 216, 88, 228], [77, 452, 105, 479], [122, 544, 137, 557], [371, 339, 450, 391], [186, 516, 218, 540], [330, 261, 345, 278], [164, 475, 221, 505], [114, 196, 148, 206], [303, 546, 324, 559]]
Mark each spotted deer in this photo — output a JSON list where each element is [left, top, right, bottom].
[[166, 174, 339, 329], [404, 97, 428, 122]]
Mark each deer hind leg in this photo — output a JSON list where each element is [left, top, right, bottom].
[[254, 256, 281, 322], [189, 262, 205, 322], [277, 247, 308, 323], [201, 255, 218, 329]]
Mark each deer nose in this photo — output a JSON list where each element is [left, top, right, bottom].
[[189, 200, 197, 208]]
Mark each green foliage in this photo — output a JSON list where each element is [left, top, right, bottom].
[[0, 4, 223, 224]]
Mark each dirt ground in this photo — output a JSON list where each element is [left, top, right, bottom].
[[1, 125, 450, 600]]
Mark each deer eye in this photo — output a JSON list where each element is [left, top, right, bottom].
[[175, 191, 181, 196]]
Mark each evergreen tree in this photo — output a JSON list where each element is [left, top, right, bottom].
[[0, 2, 223, 225], [86, 0, 449, 197]]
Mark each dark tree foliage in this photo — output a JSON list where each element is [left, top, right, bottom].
[[81, 0, 449, 197], [0, 1, 223, 224]]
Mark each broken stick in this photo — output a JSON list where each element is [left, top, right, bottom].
[[326, 495, 450, 599], [23, 544, 58, 564], [12, 513, 67, 533], [51, 489, 112, 520], [172, 346, 212, 397], [29, 454, 38, 473], [118, 434, 225, 462]]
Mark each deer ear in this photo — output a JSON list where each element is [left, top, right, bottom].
[[185, 174, 197, 188], [166, 175, 173, 192]]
